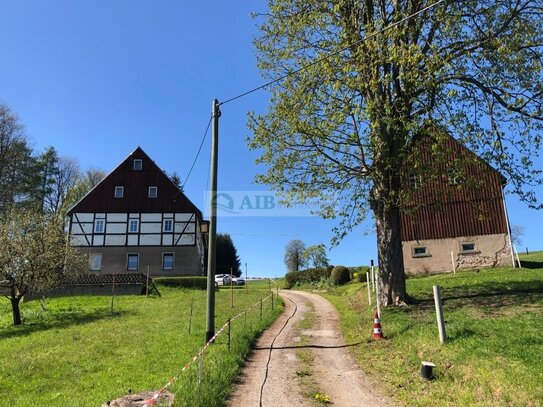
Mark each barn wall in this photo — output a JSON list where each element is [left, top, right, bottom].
[[402, 233, 513, 274]]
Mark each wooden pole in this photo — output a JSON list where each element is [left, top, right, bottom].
[[433, 285, 446, 344], [110, 272, 116, 314]]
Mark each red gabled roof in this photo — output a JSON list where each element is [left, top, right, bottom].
[[67, 147, 203, 218]]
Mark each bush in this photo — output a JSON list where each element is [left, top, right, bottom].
[[284, 267, 330, 289], [154, 276, 207, 289], [331, 265, 351, 286], [350, 266, 370, 282]]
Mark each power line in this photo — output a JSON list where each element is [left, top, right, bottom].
[[183, 115, 212, 187], [220, 0, 446, 106]]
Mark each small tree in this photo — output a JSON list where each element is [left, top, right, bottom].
[[302, 244, 329, 269], [216, 233, 242, 277], [0, 209, 87, 325], [284, 240, 306, 272]]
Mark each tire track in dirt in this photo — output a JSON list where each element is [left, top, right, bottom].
[[227, 290, 393, 407]]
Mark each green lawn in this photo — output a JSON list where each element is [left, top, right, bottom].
[[0, 280, 281, 407], [320, 252, 543, 406]]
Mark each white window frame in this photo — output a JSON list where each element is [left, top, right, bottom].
[[163, 219, 173, 232], [460, 242, 477, 253], [128, 219, 139, 233], [148, 186, 158, 198], [162, 253, 174, 270], [114, 186, 124, 198], [408, 172, 421, 189], [127, 253, 139, 271], [412, 246, 430, 257], [133, 159, 142, 170], [94, 219, 105, 234], [89, 253, 102, 271]]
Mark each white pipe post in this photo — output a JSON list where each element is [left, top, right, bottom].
[[433, 285, 446, 344], [514, 245, 522, 268], [450, 251, 456, 274], [366, 272, 371, 305], [375, 273, 381, 319]]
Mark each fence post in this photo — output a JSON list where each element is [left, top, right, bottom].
[[271, 292, 274, 310], [244, 310, 247, 328], [189, 296, 194, 334], [260, 299, 263, 320], [227, 318, 231, 351], [366, 272, 371, 305], [198, 349, 203, 394], [433, 285, 447, 344]]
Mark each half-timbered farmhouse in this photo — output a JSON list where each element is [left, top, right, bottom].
[[67, 147, 207, 276], [401, 132, 515, 274]]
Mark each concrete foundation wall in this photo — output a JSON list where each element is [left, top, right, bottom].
[[402, 233, 513, 275], [79, 246, 203, 276]]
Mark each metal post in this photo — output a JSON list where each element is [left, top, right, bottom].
[[371, 259, 376, 293], [227, 318, 231, 351], [146, 265, 150, 296], [230, 267, 234, 308], [433, 285, 446, 344], [375, 273, 381, 319], [205, 99, 220, 343], [110, 272, 116, 314]]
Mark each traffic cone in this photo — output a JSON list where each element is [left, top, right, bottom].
[[373, 309, 384, 340]]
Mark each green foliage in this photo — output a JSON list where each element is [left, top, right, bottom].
[[154, 276, 207, 289], [323, 263, 543, 406], [0, 283, 282, 406], [284, 267, 331, 289], [349, 266, 370, 282], [330, 265, 350, 286], [302, 244, 329, 268], [215, 233, 242, 277]]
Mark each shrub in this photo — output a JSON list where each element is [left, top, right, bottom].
[[154, 276, 207, 289], [350, 266, 370, 282], [284, 267, 330, 288], [331, 265, 351, 286]]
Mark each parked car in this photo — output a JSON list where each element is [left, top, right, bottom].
[[232, 277, 245, 286], [215, 274, 232, 286]]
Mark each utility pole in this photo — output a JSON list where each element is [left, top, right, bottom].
[[205, 99, 220, 343]]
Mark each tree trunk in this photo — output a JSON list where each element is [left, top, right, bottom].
[[11, 296, 22, 325], [373, 201, 407, 306]]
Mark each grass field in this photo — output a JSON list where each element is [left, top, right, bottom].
[[319, 251, 543, 406], [0, 279, 281, 407]]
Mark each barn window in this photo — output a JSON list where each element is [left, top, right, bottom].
[[89, 253, 102, 271], [408, 172, 421, 189], [163, 219, 173, 232], [412, 246, 430, 257], [162, 253, 174, 270], [127, 254, 139, 270], [129, 219, 139, 233], [460, 242, 476, 253], [94, 219, 105, 233], [133, 159, 142, 170], [148, 186, 158, 198], [114, 186, 124, 198]]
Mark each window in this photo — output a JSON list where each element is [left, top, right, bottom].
[[412, 246, 430, 257], [162, 253, 174, 270], [94, 219, 105, 233], [163, 219, 173, 232], [129, 219, 139, 233], [114, 186, 124, 198], [460, 242, 476, 253], [148, 186, 158, 198], [408, 172, 421, 189], [133, 159, 142, 170], [89, 253, 102, 271], [127, 254, 139, 270]]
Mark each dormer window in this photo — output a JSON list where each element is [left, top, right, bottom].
[[133, 159, 142, 171], [114, 186, 124, 198], [148, 186, 158, 198]]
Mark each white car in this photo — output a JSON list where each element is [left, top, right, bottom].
[[232, 277, 245, 286], [215, 274, 232, 286]]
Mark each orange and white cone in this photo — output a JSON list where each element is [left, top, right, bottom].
[[373, 310, 384, 340]]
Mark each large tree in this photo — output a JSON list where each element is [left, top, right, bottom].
[[284, 239, 306, 271], [249, 0, 543, 305], [0, 209, 87, 325], [302, 244, 330, 269], [216, 233, 242, 277], [0, 104, 34, 212]]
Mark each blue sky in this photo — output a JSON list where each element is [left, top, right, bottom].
[[1, 1, 541, 277]]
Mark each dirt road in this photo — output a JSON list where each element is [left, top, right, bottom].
[[227, 290, 393, 407]]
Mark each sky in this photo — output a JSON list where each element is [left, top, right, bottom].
[[0, 1, 541, 277]]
